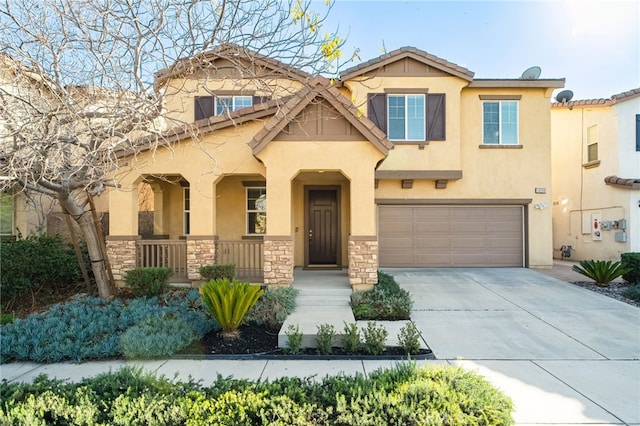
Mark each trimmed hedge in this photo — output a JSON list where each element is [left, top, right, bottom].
[[621, 252, 640, 284], [199, 263, 235, 281], [123, 267, 172, 297], [0, 234, 82, 306], [0, 364, 514, 425]]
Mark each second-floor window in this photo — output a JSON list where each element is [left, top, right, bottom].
[[482, 101, 518, 145], [587, 125, 598, 162], [388, 94, 425, 141], [194, 95, 255, 121], [367, 92, 445, 142]]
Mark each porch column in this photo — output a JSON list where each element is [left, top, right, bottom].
[[348, 170, 379, 289], [184, 176, 217, 281], [106, 182, 140, 284], [264, 170, 293, 286]]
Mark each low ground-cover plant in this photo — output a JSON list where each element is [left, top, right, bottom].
[[245, 286, 299, 329], [200, 278, 264, 339], [0, 290, 216, 363], [621, 284, 640, 303], [621, 252, 640, 284], [351, 271, 413, 320], [572, 260, 631, 287], [123, 267, 172, 297], [0, 364, 515, 424]]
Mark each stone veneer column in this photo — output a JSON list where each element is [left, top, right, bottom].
[[186, 236, 217, 281], [106, 236, 140, 283], [263, 236, 294, 286], [348, 236, 379, 290]]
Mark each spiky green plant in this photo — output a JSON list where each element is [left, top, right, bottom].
[[200, 278, 264, 338], [572, 260, 632, 287]]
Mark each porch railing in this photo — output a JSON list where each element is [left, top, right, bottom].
[[136, 240, 188, 281], [134, 238, 264, 283], [216, 240, 264, 281]]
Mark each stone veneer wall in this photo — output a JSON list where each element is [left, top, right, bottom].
[[106, 236, 139, 282], [263, 236, 294, 286], [186, 236, 217, 280], [348, 236, 379, 290]]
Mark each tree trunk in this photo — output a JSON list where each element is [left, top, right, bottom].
[[57, 192, 113, 299]]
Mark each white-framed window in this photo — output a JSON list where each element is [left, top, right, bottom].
[[483, 101, 519, 145], [246, 187, 266, 235], [183, 187, 190, 235], [387, 94, 425, 141], [587, 125, 598, 162], [0, 192, 13, 236], [215, 95, 253, 115]]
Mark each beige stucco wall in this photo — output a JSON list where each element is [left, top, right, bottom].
[[551, 104, 635, 260]]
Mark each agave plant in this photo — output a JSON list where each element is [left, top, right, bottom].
[[200, 278, 264, 339], [572, 260, 632, 287]]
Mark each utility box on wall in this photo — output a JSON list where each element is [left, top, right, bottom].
[[614, 232, 627, 243]]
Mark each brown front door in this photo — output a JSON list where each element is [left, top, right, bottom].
[[307, 189, 339, 265]]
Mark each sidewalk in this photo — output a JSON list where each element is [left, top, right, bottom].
[[2, 265, 639, 425]]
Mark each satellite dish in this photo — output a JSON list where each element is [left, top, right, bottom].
[[520, 66, 542, 80], [555, 90, 574, 103]]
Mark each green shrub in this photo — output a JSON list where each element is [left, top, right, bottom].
[[315, 324, 336, 355], [621, 284, 640, 303], [284, 324, 303, 355], [362, 321, 388, 355], [200, 278, 264, 337], [342, 322, 361, 353], [0, 290, 216, 363], [0, 364, 514, 424], [398, 322, 422, 355], [572, 260, 631, 287], [245, 286, 298, 329], [0, 234, 82, 306], [351, 271, 413, 320], [621, 252, 640, 284], [199, 263, 235, 281], [0, 313, 14, 325], [123, 267, 172, 297]]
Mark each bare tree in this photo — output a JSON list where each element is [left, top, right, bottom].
[[0, 0, 348, 298]]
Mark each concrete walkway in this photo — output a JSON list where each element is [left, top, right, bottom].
[[1, 265, 639, 425]]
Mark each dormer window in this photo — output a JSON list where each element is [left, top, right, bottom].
[[215, 95, 253, 115]]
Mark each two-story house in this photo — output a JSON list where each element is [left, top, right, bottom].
[[551, 89, 640, 261], [101, 45, 565, 288]]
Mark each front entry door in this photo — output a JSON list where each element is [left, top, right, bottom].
[[307, 189, 339, 265]]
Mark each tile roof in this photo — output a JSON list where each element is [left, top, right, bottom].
[[339, 46, 475, 81], [604, 176, 640, 190], [551, 87, 640, 108]]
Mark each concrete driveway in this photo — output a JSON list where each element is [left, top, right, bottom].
[[388, 267, 640, 425]]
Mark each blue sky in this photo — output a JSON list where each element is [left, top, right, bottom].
[[321, 0, 639, 101]]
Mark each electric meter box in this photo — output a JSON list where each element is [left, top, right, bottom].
[[615, 232, 627, 243]]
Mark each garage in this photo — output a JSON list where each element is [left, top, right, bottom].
[[378, 205, 525, 267]]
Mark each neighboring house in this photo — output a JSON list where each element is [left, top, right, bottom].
[[104, 45, 564, 289], [551, 88, 640, 261]]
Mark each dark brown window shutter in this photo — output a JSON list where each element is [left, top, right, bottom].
[[194, 96, 215, 121], [426, 94, 445, 141], [253, 96, 272, 105], [367, 93, 387, 133]]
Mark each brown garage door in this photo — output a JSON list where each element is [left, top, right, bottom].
[[378, 205, 524, 267]]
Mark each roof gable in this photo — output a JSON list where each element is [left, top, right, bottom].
[[249, 77, 392, 155], [154, 43, 310, 89], [340, 47, 474, 81]]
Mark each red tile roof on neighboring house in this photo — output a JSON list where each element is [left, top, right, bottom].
[[604, 176, 640, 190], [551, 87, 640, 108], [339, 46, 475, 82]]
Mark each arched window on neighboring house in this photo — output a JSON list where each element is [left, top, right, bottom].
[[0, 191, 14, 238]]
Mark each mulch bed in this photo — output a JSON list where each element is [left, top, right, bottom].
[[175, 323, 433, 360], [567, 280, 640, 308]]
